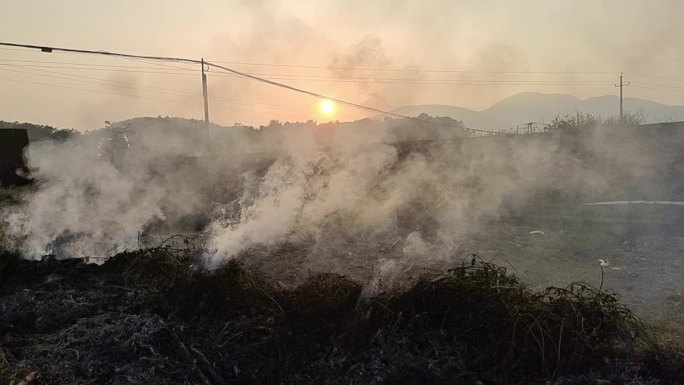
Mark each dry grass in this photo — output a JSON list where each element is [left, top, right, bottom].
[[0, 346, 12, 383], [1, 248, 682, 384], [357, 261, 656, 382]]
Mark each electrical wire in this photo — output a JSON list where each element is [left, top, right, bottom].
[[210, 59, 616, 75], [2, 41, 659, 133], [0, 63, 312, 111], [626, 72, 684, 83], [0, 41, 462, 126], [0, 65, 198, 97], [0, 57, 617, 87], [632, 84, 684, 94], [0, 58, 197, 71], [0, 76, 311, 119], [0, 63, 616, 85], [0, 76, 187, 103]]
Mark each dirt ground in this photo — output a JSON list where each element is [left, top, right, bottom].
[[459, 220, 684, 344]]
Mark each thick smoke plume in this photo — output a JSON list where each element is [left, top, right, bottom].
[[4, 115, 680, 284]]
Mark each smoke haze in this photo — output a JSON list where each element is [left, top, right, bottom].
[[2, 1, 684, 129], [5, 115, 681, 277]]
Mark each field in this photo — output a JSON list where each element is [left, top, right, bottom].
[[2, 184, 684, 385], [1, 247, 683, 385], [3, 120, 684, 384]]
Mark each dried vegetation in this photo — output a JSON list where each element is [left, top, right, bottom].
[[1, 248, 683, 385]]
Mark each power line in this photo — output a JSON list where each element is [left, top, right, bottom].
[[0, 65, 198, 97], [0, 60, 607, 81], [0, 76, 187, 103], [0, 62, 314, 112], [631, 84, 684, 94], [0, 41, 619, 134], [0, 58, 197, 71], [0, 59, 615, 85], [7, 42, 684, 85], [0, 64, 315, 117], [631, 81, 684, 91], [0, 76, 312, 120], [251, 79, 614, 85], [0, 45, 616, 75], [211, 59, 616, 75], [0, 64, 616, 85], [626, 72, 684, 83], [0, 42, 196, 65], [0, 63, 198, 76], [0, 41, 468, 127]]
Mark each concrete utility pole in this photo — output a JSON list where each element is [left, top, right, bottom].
[[201, 58, 210, 139], [615, 72, 630, 121]]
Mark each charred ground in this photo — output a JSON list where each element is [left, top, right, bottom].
[[3, 118, 684, 384], [1, 248, 683, 385]]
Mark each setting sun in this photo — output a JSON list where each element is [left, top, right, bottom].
[[319, 99, 336, 115]]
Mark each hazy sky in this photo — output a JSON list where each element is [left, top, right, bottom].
[[2, 0, 684, 130]]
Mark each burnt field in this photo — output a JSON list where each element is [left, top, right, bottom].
[[3, 119, 684, 384], [2, 248, 684, 385]]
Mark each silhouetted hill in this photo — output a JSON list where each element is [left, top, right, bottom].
[[577, 95, 684, 122], [386, 92, 684, 130], [481, 92, 581, 126]]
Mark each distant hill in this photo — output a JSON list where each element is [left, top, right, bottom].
[[481, 92, 582, 127], [577, 96, 684, 122], [385, 92, 684, 130]]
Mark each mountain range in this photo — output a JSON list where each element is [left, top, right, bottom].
[[386, 92, 684, 130]]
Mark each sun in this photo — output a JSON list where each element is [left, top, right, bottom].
[[319, 99, 336, 115]]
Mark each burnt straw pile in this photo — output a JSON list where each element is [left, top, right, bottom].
[[1, 248, 683, 385]]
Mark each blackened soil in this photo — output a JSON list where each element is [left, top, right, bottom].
[[1, 250, 682, 385]]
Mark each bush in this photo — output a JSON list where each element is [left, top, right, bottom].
[[360, 261, 652, 381]]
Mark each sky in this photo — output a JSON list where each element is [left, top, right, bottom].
[[2, 0, 684, 130]]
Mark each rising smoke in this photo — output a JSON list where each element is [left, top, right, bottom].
[[4, 115, 678, 284]]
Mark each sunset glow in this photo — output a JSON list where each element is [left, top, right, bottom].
[[319, 99, 336, 116]]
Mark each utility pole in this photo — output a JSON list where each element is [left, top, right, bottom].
[[615, 72, 630, 121], [201, 58, 210, 142]]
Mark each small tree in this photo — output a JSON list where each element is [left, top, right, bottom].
[[545, 111, 643, 136], [603, 111, 644, 127], [545, 112, 602, 135]]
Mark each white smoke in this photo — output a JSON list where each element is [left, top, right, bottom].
[[205, 125, 401, 267], [5, 115, 673, 287], [208, 161, 307, 265], [7, 137, 166, 258]]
